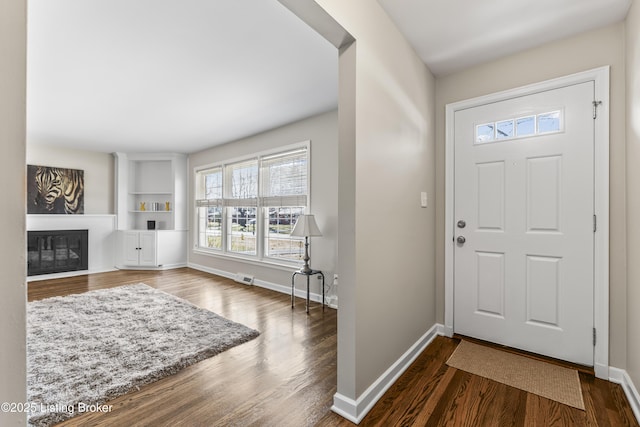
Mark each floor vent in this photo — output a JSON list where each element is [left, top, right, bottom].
[[234, 273, 254, 285]]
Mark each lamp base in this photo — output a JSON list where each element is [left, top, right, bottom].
[[300, 236, 312, 274], [299, 265, 313, 274]]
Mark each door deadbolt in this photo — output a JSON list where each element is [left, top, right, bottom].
[[457, 220, 466, 228], [456, 236, 466, 244]]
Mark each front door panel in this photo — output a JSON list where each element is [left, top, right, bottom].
[[453, 82, 595, 366]]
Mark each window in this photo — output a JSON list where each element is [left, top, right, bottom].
[[537, 111, 561, 133], [476, 123, 495, 143], [196, 167, 223, 250], [226, 160, 258, 256], [261, 149, 308, 260], [475, 110, 563, 144], [496, 119, 514, 139], [195, 144, 309, 263], [516, 116, 536, 136]]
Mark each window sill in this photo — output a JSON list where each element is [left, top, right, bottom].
[[192, 247, 303, 272]]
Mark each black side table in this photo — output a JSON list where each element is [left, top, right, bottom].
[[291, 269, 325, 313]]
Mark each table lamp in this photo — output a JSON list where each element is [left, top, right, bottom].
[[290, 214, 322, 274]]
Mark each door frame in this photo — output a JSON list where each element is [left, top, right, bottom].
[[444, 66, 610, 379]]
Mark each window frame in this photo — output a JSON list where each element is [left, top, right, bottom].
[[193, 141, 310, 267]]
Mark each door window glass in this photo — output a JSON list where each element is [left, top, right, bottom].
[[516, 116, 536, 136], [538, 111, 561, 133], [475, 110, 562, 145], [496, 120, 514, 139], [476, 124, 495, 143]]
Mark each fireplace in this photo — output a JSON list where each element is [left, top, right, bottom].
[[27, 230, 88, 276]]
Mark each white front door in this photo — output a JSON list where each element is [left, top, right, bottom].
[[453, 81, 595, 366]]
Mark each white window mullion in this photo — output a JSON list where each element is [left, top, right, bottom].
[[221, 206, 228, 254], [257, 157, 264, 260]]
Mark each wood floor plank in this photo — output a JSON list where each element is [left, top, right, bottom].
[[468, 377, 522, 427], [363, 338, 458, 426], [581, 372, 613, 427], [28, 269, 640, 427]]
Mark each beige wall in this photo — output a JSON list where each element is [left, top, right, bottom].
[[0, 0, 27, 424], [626, 0, 640, 387], [314, 0, 436, 401], [435, 23, 628, 368], [27, 144, 114, 214], [188, 110, 339, 298]]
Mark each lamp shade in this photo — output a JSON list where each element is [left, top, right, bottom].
[[290, 214, 322, 237]]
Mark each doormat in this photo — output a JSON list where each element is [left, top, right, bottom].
[[446, 340, 585, 410]]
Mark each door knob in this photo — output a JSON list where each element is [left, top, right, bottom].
[[457, 220, 466, 228], [457, 236, 466, 244]]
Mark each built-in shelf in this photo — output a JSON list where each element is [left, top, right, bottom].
[[113, 153, 188, 270], [114, 152, 187, 231]]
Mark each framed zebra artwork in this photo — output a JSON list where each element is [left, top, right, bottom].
[[27, 165, 84, 214]]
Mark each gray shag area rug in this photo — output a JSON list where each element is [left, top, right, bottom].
[[27, 283, 260, 427]]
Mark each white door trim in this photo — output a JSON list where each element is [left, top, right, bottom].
[[444, 66, 610, 379]]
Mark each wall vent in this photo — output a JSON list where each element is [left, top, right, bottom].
[[234, 273, 254, 285]]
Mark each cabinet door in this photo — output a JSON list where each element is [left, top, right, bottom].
[[138, 231, 157, 266], [123, 231, 141, 265]]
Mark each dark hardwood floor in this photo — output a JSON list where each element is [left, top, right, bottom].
[[30, 268, 337, 426], [29, 268, 638, 426], [318, 337, 639, 427]]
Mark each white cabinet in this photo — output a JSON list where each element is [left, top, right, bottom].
[[122, 231, 157, 267], [117, 230, 187, 269]]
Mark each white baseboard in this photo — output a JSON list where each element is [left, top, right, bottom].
[[29, 262, 190, 282], [609, 367, 640, 423], [331, 323, 444, 424], [442, 324, 454, 337], [27, 267, 117, 282], [114, 263, 187, 271], [157, 262, 188, 270], [188, 263, 236, 281], [254, 277, 324, 304], [187, 262, 336, 308], [594, 363, 609, 380]]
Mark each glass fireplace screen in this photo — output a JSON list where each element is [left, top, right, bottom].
[[27, 229, 88, 276]]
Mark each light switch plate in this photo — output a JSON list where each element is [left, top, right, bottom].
[[421, 192, 428, 208]]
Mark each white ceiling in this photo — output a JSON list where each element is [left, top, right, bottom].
[[29, 1, 633, 155], [377, 0, 632, 76], [27, 0, 338, 154]]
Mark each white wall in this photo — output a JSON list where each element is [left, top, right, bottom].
[[188, 110, 339, 300], [435, 23, 628, 369], [27, 144, 114, 214], [305, 0, 437, 416], [626, 0, 640, 389], [0, 0, 27, 424]]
